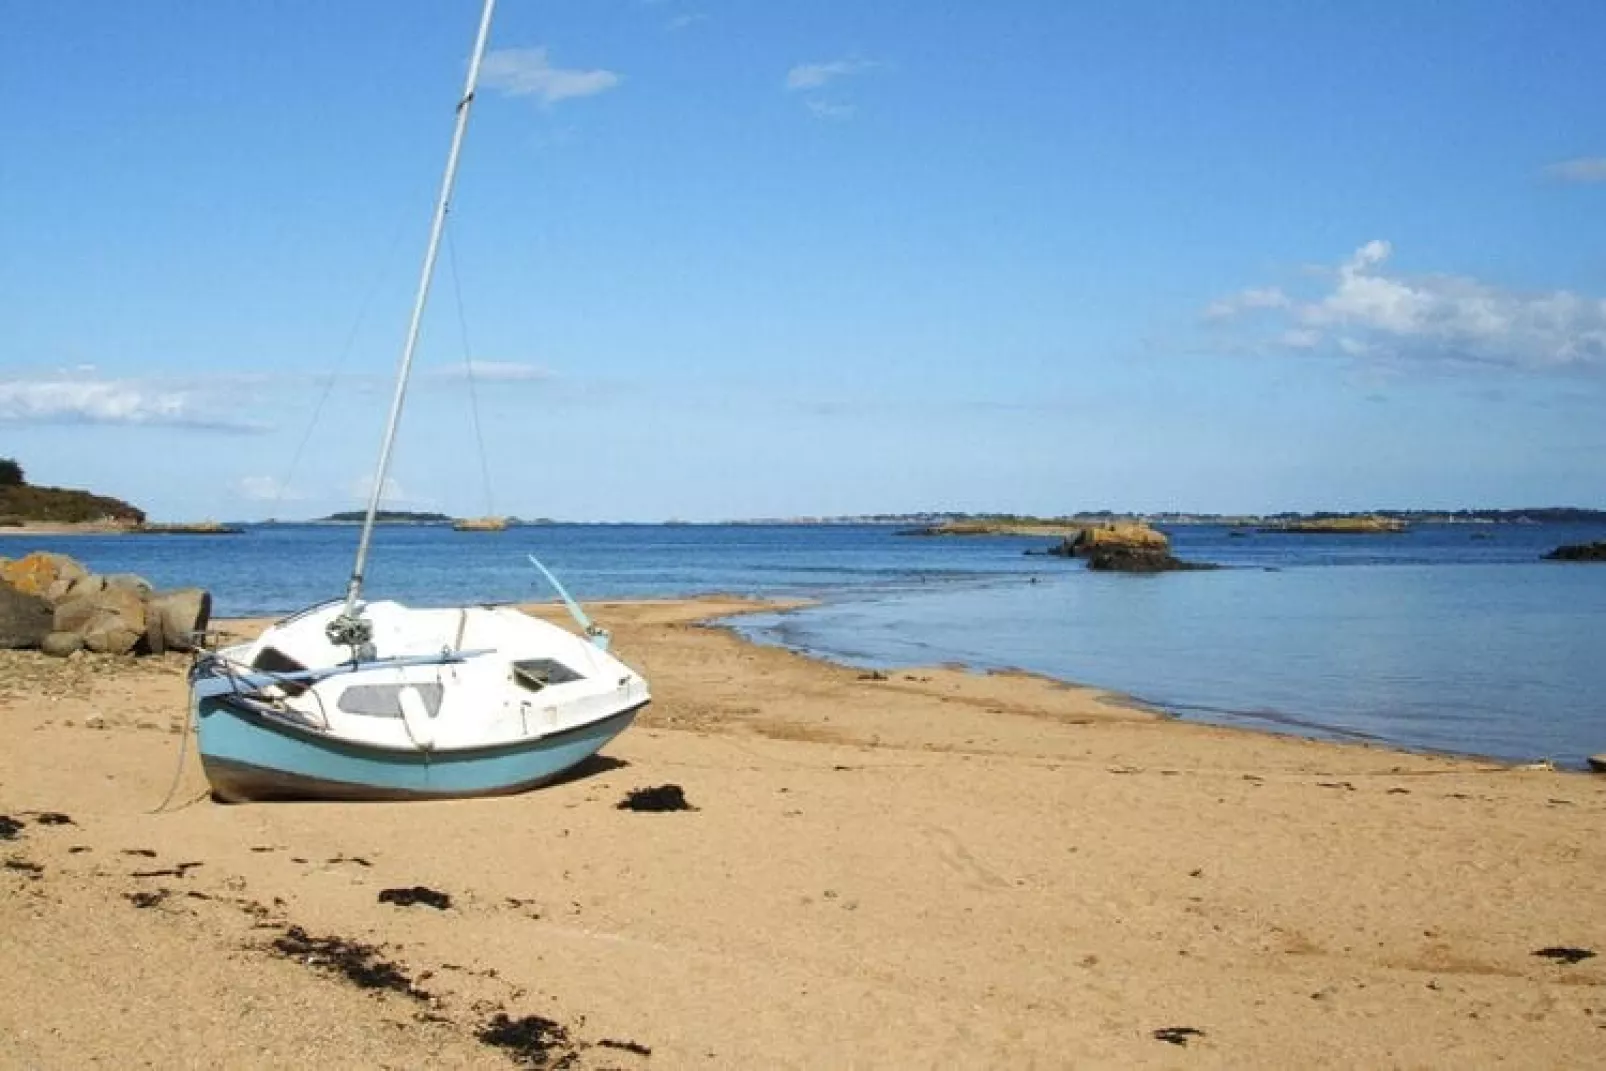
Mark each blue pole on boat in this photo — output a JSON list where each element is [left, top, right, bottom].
[[528, 555, 610, 650]]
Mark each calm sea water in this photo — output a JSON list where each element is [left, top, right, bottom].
[[13, 521, 1606, 766]]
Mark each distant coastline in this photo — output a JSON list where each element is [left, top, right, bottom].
[[735, 508, 1606, 531]]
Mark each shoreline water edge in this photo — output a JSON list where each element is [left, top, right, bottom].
[[2, 596, 1602, 1067], [6, 521, 1604, 768]]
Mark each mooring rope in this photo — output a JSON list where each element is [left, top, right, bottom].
[[149, 662, 201, 813]]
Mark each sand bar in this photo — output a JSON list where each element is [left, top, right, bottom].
[[2, 597, 1603, 1067]]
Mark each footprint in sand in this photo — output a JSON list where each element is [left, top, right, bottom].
[[924, 826, 1012, 891]]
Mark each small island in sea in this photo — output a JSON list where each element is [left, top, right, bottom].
[[312, 510, 453, 525], [1255, 514, 1407, 534]]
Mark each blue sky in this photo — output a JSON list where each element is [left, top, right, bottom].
[[3, 0, 1603, 521]]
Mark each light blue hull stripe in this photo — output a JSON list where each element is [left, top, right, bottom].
[[195, 697, 640, 802]]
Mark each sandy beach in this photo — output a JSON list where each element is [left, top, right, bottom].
[[2, 597, 1602, 1068]]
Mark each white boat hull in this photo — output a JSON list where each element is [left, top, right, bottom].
[[188, 600, 649, 803]]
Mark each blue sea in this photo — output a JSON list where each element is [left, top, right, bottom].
[[14, 521, 1606, 767]]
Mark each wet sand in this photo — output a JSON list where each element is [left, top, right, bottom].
[[2, 597, 1603, 1067]]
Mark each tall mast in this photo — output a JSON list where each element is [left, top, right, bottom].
[[333, 0, 498, 639]]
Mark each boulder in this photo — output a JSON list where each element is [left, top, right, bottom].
[[0, 551, 88, 599], [83, 617, 144, 656], [53, 594, 100, 634], [1074, 523, 1170, 554], [103, 572, 154, 597], [1048, 522, 1171, 559], [64, 573, 107, 597], [1044, 522, 1218, 572], [40, 631, 84, 658], [147, 588, 211, 652], [79, 585, 148, 656], [0, 585, 52, 649]]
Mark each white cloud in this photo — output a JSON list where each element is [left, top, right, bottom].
[[481, 48, 621, 106], [785, 58, 876, 91], [805, 99, 856, 121], [1203, 286, 1289, 320], [349, 474, 417, 506], [785, 58, 880, 120], [1204, 241, 1606, 374], [237, 475, 305, 502], [0, 376, 268, 432], [667, 12, 707, 30], [432, 360, 551, 382], [1542, 157, 1606, 184]]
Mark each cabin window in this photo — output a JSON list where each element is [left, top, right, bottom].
[[336, 683, 445, 718], [511, 659, 584, 692]]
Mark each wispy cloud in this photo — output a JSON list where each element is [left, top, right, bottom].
[[431, 360, 551, 383], [1204, 241, 1606, 375], [667, 12, 707, 31], [481, 48, 621, 106], [785, 57, 879, 120], [805, 99, 856, 121], [785, 58, 876, 91], [0, 375, 269, 432], [1542, 156, 1606, 184], [237, 475, 305, 502], [349, 474, 422, 507], [1202, 286, 1289, 320]]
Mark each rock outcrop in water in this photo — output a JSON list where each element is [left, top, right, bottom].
[[1543, 541, 1606, 562], [0, 551, 210, 655], [1046, 523, 1217, 573]]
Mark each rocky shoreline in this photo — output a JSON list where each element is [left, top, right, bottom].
[[0, 551, 210, 657]]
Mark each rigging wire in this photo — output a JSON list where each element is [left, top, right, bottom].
[[268, 221, 411, 520], [444, 224, 498, 518]]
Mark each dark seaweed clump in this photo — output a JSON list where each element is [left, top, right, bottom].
[[124, 889, 169, 908], [378, 886, 452, 910], [1153, 1026, 1206, 1046], [35, 812, 74, 826], [477, 1012, 575, 1068], [598, 1037, 653, 1055], [5, 858, 43, 877], [131, 862, 204, 879], [271, 926, 430, 1000], [1533, 946, 1596, 965], [0, 816, 22, 841], [617, 784, 696, 812]]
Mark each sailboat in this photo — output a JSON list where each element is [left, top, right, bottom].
[[188, 0, 649, 802]]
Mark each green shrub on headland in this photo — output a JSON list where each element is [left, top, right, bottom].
[[0, 459, 144, 526]]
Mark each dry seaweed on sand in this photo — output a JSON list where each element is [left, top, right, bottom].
[[33, 811, 73, 825], [4, 858, 43, 876], [477, 1012, 576, 1068], [1533, 946, 1596, 965], [617, 784, 696, 812], [597, 1037, 652, 1055], [1153, 1026, 1206, 1046], [123, 889, 169, 908], [378, 886, 452, 910], [130, 861, 204, 879], [0, 816, 23, 840], [270, 926, 431, 1001]]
